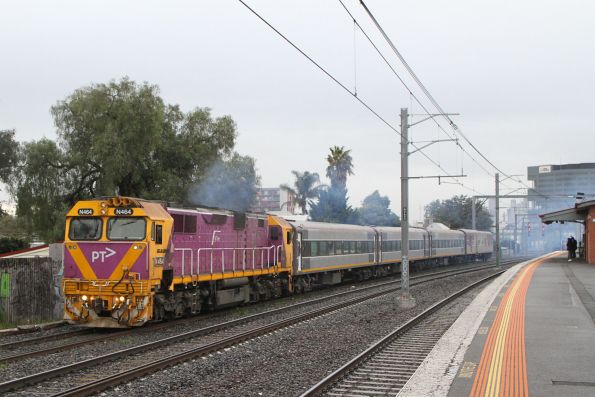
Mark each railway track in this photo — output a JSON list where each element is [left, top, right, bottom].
[[0, 258, 520, 397], [0, 258, 520, 365], [300, 271, 503, 396]]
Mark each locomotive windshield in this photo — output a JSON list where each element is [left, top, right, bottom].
[[107, 217, 146, 241], [69, 218, 102, 241]]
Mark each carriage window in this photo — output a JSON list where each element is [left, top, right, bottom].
[[302, 242, 311, 257], [107, 217, 146, 241], [335, 241, 343, 255], [69, 218, 102, 241], [327, 241, 335, 256], [310, 241, 318, 257], [319, 241, 328, 256]]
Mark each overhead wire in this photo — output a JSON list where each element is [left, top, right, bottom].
[[336, 0, 495, 181], [237, 0, 482, 194], [357, 0, 544, 197]]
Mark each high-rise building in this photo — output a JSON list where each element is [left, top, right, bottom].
[[251, 188, 295, 214], [525, 163, 595, 251]]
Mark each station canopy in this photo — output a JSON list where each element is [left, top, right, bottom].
[[539, 199, 595, 224]]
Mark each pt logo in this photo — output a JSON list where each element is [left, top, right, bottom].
[[91, 247, 116, 262]]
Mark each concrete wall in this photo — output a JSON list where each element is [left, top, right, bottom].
[[0, 257, 63, 326]]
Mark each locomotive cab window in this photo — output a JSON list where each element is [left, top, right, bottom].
[[155, 224, 163, 245], [107, 217, 146, 241], [69, 218, 102, 241]]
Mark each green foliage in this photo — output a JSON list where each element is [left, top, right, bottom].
[[280, 171, 324, 214], [326, 146, 354, 189], [11, 139, 69, 242], [188, 152, 260, 212], [309, 186, 354, 224], [0, 237, 28, 255], [0, 130, 19, 216], [9, 77, 247, 242], [0, 215, 28, 240], [355, 190, 400, 226], [424, 195, 493, 231], [0, 130, 18, 183]]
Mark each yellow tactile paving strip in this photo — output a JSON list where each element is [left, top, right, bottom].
[[469, 253, 560, 397]]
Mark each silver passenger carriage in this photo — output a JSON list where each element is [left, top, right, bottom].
[[374, 226, 429, 265], [426, 223, 465, 260], [290, 221, 376, 276]]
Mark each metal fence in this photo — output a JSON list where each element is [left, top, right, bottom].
[[0, 258, 63, 326]]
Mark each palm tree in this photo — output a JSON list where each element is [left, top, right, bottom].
[[326, 146, 354, 188], [280, 170, 323, 214]]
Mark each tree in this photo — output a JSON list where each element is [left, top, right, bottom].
[[0, 129, 19, 216], [9, 77, 243, 242], [280, 171, 324, 214], [309, 186, 353, 224], [0, 237, 28, 255], [326, 146, 354, 189], [424, 195, 493, 231], [188, 152, 260, 212], [355, 190, 400, 226], [11, 139, 70, 242], [50, 77, 236, 200]]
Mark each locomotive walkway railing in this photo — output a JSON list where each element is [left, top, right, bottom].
[[175, 245, 283, 276]]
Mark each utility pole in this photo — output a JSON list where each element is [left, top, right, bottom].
[[397, 108, 463, 308], [495, 173, 500, 266], [472, 197, 476, 230], [399, 108, 414, 307], [514, 213, 518, 256]]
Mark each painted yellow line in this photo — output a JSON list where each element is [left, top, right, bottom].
[[469, 252, 561, 397]]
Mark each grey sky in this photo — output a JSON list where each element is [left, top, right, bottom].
[[1, 0, 594, 221]]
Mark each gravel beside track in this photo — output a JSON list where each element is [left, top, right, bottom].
[[100, 267, 501, 397]]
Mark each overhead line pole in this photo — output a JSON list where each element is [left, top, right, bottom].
[[400, 108, 412, 306], [399, 108, 463, 308], [495, 173, 500, 267]]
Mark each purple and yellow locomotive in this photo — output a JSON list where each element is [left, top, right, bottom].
[[63, 196, 493, 328], [63, 197, 294, 327]]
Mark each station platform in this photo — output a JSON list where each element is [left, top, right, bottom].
[[399, 253, 595, 397]]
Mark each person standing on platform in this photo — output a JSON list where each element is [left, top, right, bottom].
[[571, 236, 578, 259], [567, 236, 574, 261]]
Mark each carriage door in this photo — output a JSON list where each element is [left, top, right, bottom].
[[423, 233, 430, 257]]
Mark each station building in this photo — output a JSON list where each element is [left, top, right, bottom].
[[525, 163, 595, 251], [540, 198, 595, 264]]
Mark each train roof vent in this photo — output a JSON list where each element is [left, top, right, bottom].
[[426, 223, 450, 230]]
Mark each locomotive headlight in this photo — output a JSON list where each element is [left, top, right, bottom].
[[119, 296, 125, 302], [81, 295, 88, 301]]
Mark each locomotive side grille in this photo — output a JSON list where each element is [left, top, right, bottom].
[[63, 279, 150, 295]]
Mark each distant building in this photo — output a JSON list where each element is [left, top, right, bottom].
[[251, 188, 296, 214], [526, 163, 595, 252]]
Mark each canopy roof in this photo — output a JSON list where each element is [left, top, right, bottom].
[[539, 199, 595, 224]]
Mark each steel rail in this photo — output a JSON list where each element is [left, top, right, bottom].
[[0, 328, 92, 349], [0, 258, 520, 365], [0, 259, 521, 395], [300, 271, 505, 396]]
